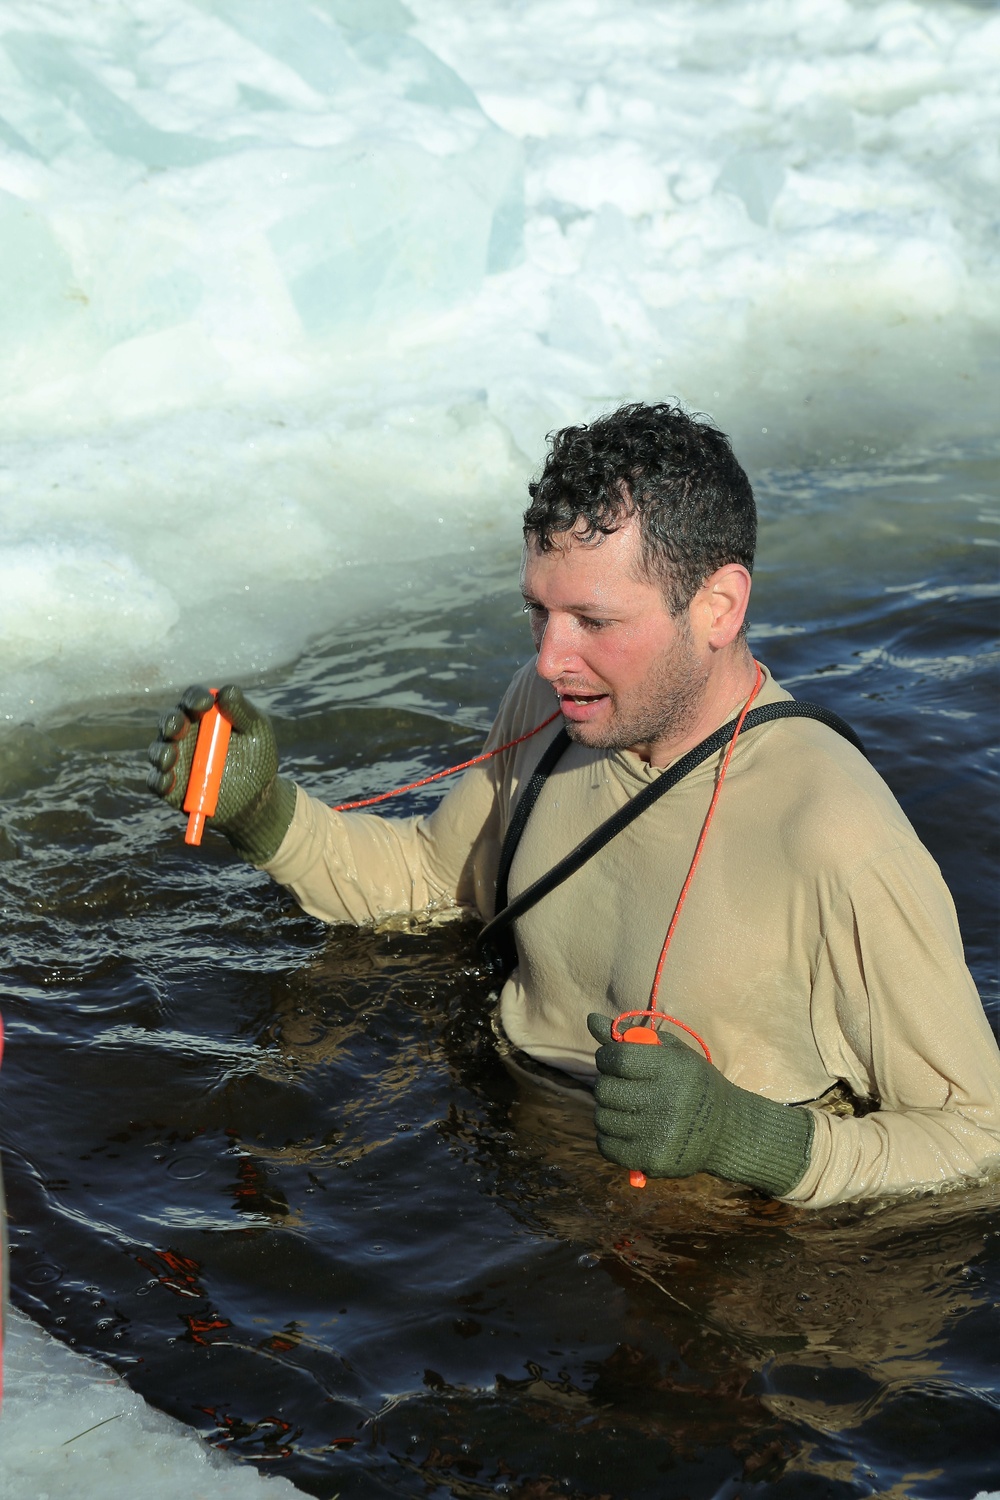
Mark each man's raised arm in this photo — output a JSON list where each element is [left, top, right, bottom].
[[147, 682, 506, 929]]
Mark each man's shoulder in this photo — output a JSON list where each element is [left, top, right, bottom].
[[752, 671, 873, 798], [744, 705, 931, 879]]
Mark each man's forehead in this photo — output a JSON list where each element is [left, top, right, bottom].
[[523, 516, 640, 572], [521, 518, 655, 604], [522, 529, 607, 590]]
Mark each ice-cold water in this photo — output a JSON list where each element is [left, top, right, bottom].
[[1, 1, 999, 1497]]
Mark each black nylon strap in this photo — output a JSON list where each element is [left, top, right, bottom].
[[477, 700, 865, 975], [493, 726, 571, 918]]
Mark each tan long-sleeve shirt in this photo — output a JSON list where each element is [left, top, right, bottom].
[[264, 660, 1000, 1209]]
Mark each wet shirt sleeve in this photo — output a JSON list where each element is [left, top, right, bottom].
[[259, 726, 511, 928], [785, 846, 1000, 1208]]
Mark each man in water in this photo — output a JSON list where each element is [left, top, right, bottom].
[[147, 402, 1000, 1209]]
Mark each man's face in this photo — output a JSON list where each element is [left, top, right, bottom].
[[520, 517, 708, 760]]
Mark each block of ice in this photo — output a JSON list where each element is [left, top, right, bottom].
[[0, 1308, 304, 1498], [0, 112, 39, 158], [198, 0, 359, 98], [716, 150, 787, 228], [0, 190, 78, 344], [546, 282, 614, 365], [89, 323, 229, 418], [0, 540, 179, 725], [317, 0, 414, 31], [487, 155, 525, 274], [349, 30, 481, 111], [3, 32, 225, 168], [267, 130, 523, 333]]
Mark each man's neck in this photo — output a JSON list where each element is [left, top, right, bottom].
[[632, 646, 760, 768]]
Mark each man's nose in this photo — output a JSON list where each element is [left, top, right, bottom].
[[534, 616, 581, 682]]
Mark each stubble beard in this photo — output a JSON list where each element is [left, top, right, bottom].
[[562, 620, 708, 755]]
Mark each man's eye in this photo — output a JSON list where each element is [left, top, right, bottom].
[[522, 602, 545, 618], [580, 616, 610, 630]]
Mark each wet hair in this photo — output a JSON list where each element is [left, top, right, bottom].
[[523, 401, 756, 614]]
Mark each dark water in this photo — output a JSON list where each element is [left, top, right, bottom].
[[2, 445, 999, 1499]]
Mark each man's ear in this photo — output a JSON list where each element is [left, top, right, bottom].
[[692, 564, 752, 650]]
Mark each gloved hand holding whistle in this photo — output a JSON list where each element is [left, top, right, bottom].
[[587, 1012, 815, 1199], [146, 684, 296, 865]]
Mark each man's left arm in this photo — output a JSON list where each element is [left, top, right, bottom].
[[785, 847, 1000, 1208]]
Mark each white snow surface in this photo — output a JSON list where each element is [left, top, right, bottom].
[[0, 1307, 303, 1498]]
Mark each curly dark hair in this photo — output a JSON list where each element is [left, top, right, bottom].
[[523, 401, 756, 613]]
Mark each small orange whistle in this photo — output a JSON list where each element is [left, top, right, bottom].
[[611, 1011, 664, 1190], [620, 1026, 660, 1189], [183, 690, 232, 846]]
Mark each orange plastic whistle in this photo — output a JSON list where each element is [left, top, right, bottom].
[[182, 690, 232, 846], [616, 1019, 662, 1190]]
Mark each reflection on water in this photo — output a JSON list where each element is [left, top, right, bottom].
[[1, 445, 998, 1498]]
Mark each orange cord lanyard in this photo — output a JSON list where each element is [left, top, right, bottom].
[[331, 663, 764, 1063], [331, 711, 561, 812], [612, 657, 764, 1061], [610, 659, 763, 1187]]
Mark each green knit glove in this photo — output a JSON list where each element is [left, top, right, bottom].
[[587, 1013, 814, 1198], [146, 684, 296, 865]]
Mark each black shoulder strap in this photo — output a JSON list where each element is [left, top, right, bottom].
[[493, 726, 572, 918], [477, 700, 864, 975]]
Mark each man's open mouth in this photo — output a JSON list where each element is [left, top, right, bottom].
[[558, 690, 610, 719]]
